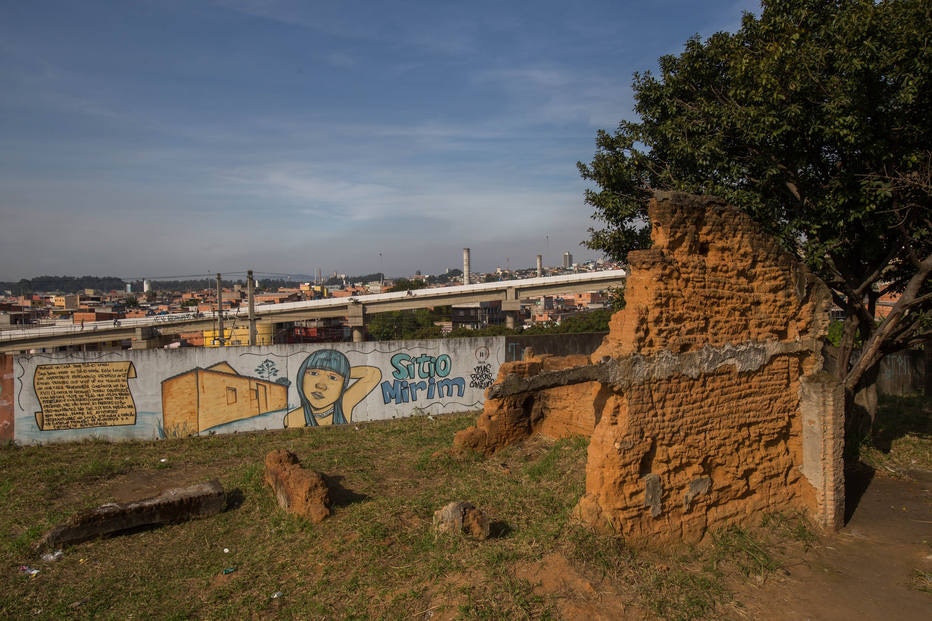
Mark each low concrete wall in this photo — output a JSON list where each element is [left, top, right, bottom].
[[504, 333, 607, 362], [6, 337, 504, 445]]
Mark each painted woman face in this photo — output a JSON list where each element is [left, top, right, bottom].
[[302, 368, 345, 410]]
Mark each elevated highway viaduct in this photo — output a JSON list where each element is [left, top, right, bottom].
[[0, 270, 626, 353]]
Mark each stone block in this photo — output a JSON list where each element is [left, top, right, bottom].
[[264, 449, 331, 523], [38, 479, 226, 550]]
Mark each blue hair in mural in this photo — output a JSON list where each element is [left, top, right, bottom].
[[296, 349, 352, 426]]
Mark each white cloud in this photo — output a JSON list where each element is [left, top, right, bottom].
[[474, 65, 634, 128]]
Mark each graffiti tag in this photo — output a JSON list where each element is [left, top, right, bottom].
[[469, 363, 494, 389]]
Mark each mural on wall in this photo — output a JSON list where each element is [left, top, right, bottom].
[[283, 349, 382, 427], [161, 362, 289, 437], [33, 361, 137, 431], [1, 354, 14, 442], [10, 337, 505, 444]]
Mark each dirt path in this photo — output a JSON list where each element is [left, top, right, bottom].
[[728, 468, 932, 620]]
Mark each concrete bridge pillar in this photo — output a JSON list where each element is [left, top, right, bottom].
[[347, 303, 366, 343], [131, 327, 164, 350], [503, 291, 521, 330]]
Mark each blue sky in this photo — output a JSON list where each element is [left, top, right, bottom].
[[0, 0, 759, 282]]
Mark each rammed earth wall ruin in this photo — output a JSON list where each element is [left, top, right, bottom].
[[455, 191, 845, 542]]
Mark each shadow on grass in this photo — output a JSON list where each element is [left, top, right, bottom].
[[869, 394, 931, 453], [323, 474, 369, 508], [489, 521, 512, 539], [226, 488, 246, 511]]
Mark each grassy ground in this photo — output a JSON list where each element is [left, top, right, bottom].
[[1, 395, 924, 620]]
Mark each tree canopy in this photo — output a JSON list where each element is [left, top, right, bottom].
[[387, 278, 428, 293], [1, 275, 128, 295], [579, 0, 930, 393]]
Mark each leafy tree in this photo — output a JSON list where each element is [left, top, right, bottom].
[[522, 309, 613, 334], [0, 275, 127, 294], [367, 309, 443, 341], [324, 273, 384, 287], [605, 285, 626, 311], [387, 278, 427, 293], [426, 269, 463, 286], [826, 321, 847, 348], [578, 0, 930, 401], [445, 324, 518, 338]]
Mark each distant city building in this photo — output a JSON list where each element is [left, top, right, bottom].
[[451, 300, 504, 330], [0, 259, 624, 352]]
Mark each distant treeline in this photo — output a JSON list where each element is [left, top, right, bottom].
[[141, 278, 236, 293], [324, 273, 383, 286], [1, 276, 128, 295], [2, 269, 470, 296], [321, 270, 462, 287]]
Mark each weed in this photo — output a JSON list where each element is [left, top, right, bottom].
[[909, 568, 931, 592], [562, 524, 629, 580], [709, 525, 780, 577], [640, 564, 725, 621], [522, 438, 562, 480], [458, 574, 552, 620], [77, 456, 126, 481], [760, 511, 818, 550], [0, 478, 12, 503]]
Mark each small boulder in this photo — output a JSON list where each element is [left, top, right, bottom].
[[433, 501, 490, 540], [264, 449, 331, 523]]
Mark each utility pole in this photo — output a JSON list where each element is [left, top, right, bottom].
[[247, 269, 256, 346], [216, 272, 224, 346]]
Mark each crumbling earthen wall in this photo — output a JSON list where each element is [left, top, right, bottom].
[[455, 192, 844, 542]]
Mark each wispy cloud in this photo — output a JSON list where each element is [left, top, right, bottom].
[[474, 65, 634, 128], [0, 0, 761, 280]]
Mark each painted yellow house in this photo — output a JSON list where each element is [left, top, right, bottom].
[[161, 362, 287, 436], [203, 323, 274, 347]]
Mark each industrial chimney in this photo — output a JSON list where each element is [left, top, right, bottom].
[[536, 254, 543, 278], [463, 248, 471, 285]]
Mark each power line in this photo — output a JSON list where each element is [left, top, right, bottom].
[[121, 273, 215, 282], [121, 270, 303, 282]]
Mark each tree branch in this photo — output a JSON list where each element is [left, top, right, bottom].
[[845, 252, 932, 391]]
